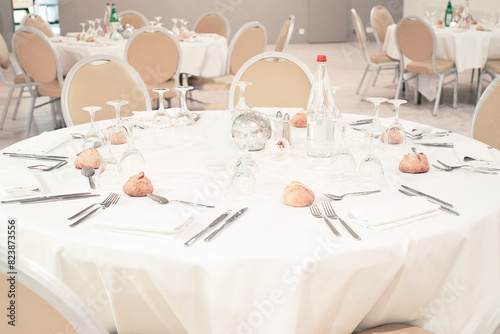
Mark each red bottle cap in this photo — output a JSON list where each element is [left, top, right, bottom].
[[317, 55, 327, 62]]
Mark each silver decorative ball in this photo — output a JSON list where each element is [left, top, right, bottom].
[[232, 110, 272, 151]]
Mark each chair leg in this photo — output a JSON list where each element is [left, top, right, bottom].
[[453, 71, 458, 109], [50, 98, 58, 129], [470, 68, 475, 84], [476, 69, 485, 103], [433, 74, 445, 116], [361, 68, 377, 100], [356, 65, 369, 95], [25, 95, 37, 138], [414, 75, 419, 105], [372, 67, 382, 86], [395, 70, 404, 100], [0, 87, 15, 130], [12, 87, 25, 120]]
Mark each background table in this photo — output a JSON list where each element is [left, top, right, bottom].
[[1, 110, 499, 334]]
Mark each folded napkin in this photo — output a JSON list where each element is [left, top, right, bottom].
[[0, 167, 43, 199], [9, 130, 70, 154], [454, 142, 494, 163], [346, 196, 440, 229], [91, 204, 192, 234]]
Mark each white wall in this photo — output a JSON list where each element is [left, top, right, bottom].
[[404, 0, 500, 19]]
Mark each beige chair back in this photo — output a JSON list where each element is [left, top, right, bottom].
[[0, 33, 10, 70], [396, 17, 434, 63], [371, 6, 394, 45], [351, 9, 371, 64], [274, 15, 295, 52], [227, 21, 267, 76], [227, 52, 313, 109], [20, 13, 54, 38], [194, 12, 230, 38], [118, 10, 149, 29], [61, 55, 151, 126], [471, 75, 500, 150]]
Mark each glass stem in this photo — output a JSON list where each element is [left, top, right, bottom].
[[158, 92, 165, 111], [89, 111, 95, 130], [238, 85, 246, 107], [180, 90, 188, 110], [374, 104, 380, 124], [115, 106, 120, 124]]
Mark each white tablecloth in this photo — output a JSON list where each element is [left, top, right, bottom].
[[1, 111, 499, 334], [51, 33, 228, 78], [383, 24, 500, 100]]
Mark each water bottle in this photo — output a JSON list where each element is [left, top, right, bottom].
[[103, 3, 111, 36], [307, 55, 335, 158], [444, 0, 453, 27]]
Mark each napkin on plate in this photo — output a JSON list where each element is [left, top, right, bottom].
[[91, 204, 192, 234], [454, 142, 494, 163], [9, 131, 70, 154], [346, 196, 440, 229]]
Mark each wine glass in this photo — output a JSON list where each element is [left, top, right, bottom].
[[330, 119, 356, 177], [154, 16, 162, 27], [82, 106, 104, 150], [106, 100, 129, 145], [119, 119, 147, 180], [95, 18, 103, 37], [86, 20, 95, 39], [384, 99, 407, 147], [232, 112, 260, 175], [232, 81, 252, 121], [171, 18, 180, 37], [173, 86, 195, 127], [151, 88, 172, 129], [357, 127, 384, 189], [79, 22, 87, 40], [96, 127, 122, 190], [331, 86, 342, 118], [180, 19, 190, 39], [230, 168, 257, 202], [365, 97, 388, 134]]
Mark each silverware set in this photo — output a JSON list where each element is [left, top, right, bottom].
[[3, 152, 68, 162], [432, 160, 498, 174], [398, 184, 460, 216], [310, 203, 362, 240], [1, 192, 100, 204], [68, 193, 120, 227], [28, 160, 68, 172]]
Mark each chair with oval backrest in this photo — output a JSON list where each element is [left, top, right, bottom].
[[395, 16, 458, 116], [125, 26, 181, 108], [0, 32, 31, 131], [351, 8, 399, 100], [20, 13, 54, 38], [274, 15, 295, 52], [227, 52, 312, 110], [476, 59, 500, 102], [370, 6, 394, 53], [12, 26, 63, 137], [0, 246, 108, 334], [193, 12, 231, 39], [470, 75, 500, 150], [118, 10, 149, 29], [61, 55, 151, 127]]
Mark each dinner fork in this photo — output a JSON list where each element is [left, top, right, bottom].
[[28, 160, 68, 172], [322, 202, 361, 241], [435, 160, 498, 174], [67, 193, 119, 220], [309, 204, 341, 237], [69, 193, 120, 227]]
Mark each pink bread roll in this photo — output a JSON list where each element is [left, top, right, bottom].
[[283, 181, 315, 207], [74, 148, 103, 169], [291, 113, 307, 128], [381, 129, 404, 144], [123, 172, 154, 197], [399, 152, 430, 174]]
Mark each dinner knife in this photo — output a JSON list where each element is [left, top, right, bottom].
[[1, 192, 98, 204], [398, 189, 460, 216], [3, 152, 69, 159], [400, 185, 454, 208], [415, 143, 454, 148], [348, 119, 373, 126], [204, 207, 248, 242], [184, 210, 232, 246], [19, 193, 100, 204]]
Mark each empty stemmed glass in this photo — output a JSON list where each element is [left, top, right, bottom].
[[96, 127, 122, 189], [152, 88, 172, 130], [232, 112, 260, 175], [82, 106, 104, 150], [384, 99, 407, 147], [119, 119, 146, 180], [365, 97, 388, 135], [95, 18, 103, 37], [232, 81, 252, 121], [173, 86, 195, 127], [357, 127, 384, 189], [180, 19, 190, 39], [154, 16, 163, 27], [86, 20, 95, 39], [106, 100, 129, 145], [330, 118, 356, 177], [79, 22, 87, 40], [171, 18, 180, 37]]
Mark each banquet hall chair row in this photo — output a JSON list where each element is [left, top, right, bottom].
[[0, 33, 30, 131], [20, 13, 54, 38], [476, 59, 500, 102]]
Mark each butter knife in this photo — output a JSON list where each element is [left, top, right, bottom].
[[415, 143, 454, 148], [184, 210, 232, 246], [1, 192, 97, 204], [400, 185, 453, 208], [204, 207, 248, 242], [398, 189, 460, 216]]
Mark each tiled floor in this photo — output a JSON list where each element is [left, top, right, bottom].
[[0, 41, 480, 149]]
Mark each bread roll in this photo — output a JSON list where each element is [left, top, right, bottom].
[[399, 152, 430, 173], [476, 25, 485, 31], [74, 148, 103, 169], [283, 181, 315, 207], [381, 129, 404, 144], [291, 113, 307, 128], [123, 172, 154, 197]]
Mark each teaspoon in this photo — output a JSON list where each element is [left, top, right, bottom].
[[81, 166, 96, 189]]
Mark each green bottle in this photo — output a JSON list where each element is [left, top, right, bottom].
[[444, 0, 453, 27], [110, 3, 119, 23]]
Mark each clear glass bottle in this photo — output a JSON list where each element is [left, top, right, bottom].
[[103, 3, 111, 36], [307, 55, 335, 158]]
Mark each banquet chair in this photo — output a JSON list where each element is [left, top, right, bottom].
[[0, 32, 30, 131], [118, 10, 149, 29], [20, 13, 54, 38], [0, 246, 108, 334], [274, 15, 295, 52], [356, 323, 433, 333], [351, 8, 399, 100], [193, 12, 231, 39], [61, 55, 151, 127], [470, 75, 500, 150], [12, 26, 63, 138], [125, 26, 181, 107], [370, 6, 394, 53], [394, 16, 458, 116], [227, 52, 312, 109], [476, 59, 500, 102]]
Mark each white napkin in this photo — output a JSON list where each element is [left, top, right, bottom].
[[0, 168, 44, 199], [91, 204, 192, 234], [454, 142, 494, 163], [9, 131, 70, 154], [346, 196, 440, 228]]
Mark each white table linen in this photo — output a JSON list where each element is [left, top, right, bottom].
[[1, 111, 499, 334]]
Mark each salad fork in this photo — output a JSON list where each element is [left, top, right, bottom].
[[309, 204, 341, 237], [322, 202, 361, 241], [68, 193, 119, 221]]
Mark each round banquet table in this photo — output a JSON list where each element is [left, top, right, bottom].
[[51, 33, 228, 78], [0, 110, 499, 334]]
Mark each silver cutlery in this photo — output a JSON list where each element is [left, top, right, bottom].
[[406, 130, 450, 140], [322, 202, 361, 240], [436, 160, 499, 173], [81, 166, 96, 189], [69, 194, 120, 227], [400, 185, 454, 208], [204, 207, 247, 241], [398, 189, 460, 216], [184, 210, 232, 246], [349, 119, 373, 126], [323, 189, 380, 200], [309, 204, 341, 237], [415, 142, 454, 148], [67, 193, 120, 220], [28, 160, 68, 172], [3, 152, 68, 161], [147, 193, 215, 208], [4, 186, 40, 194], [1, 192, 100, 204]]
